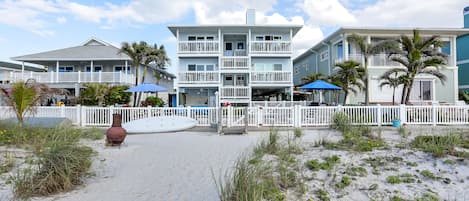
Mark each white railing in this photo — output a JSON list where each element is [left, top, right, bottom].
[[0, 104, 467, 128], [220, 87, 250, 99], [223, 50, 247, 57], [220, 57, 249, 70], [178, 72, 219, 84], [348, 54, 401, 66], [8, 71, 135, 84], [178, 41, 219, 54], [250, 41, 291, 54], [251, 101, 309, 107], [251, 71, 291, 83]]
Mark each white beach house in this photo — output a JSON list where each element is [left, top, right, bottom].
[[168, 10, 302, 106]]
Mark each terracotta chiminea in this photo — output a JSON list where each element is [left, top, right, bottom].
[[106, 113, 127, 145]]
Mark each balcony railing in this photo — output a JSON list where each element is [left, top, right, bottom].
[[178, 41, 219, 54], [8, 71, 135, 84], [178, 72, 219, 84], [220, 57, 249, 70], [251, 71, 291, 83], [250, 41, 291, 54], [220, 86, 250, 99], [347, 54, 401, 67]]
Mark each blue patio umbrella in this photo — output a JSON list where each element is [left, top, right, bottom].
[[125, 83, 167, 93], [300, 80, 341, 103]]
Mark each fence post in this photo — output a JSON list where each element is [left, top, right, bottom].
[[81, 106, 86, 127], [76, 105, 81, 126], [399, 104, 406, 125], [377, 104, 382, 127], [294, 105, 301, 128], [257, 106, 263, 127], [187, 106, 191, 119], [109, 106, 114, 127], [432, 103, 437, 126], [60, 105, 65, 118], [228, 106, 233, 128], [147, 106, 152, 118]]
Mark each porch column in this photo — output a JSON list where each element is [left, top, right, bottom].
[[343, 34, 349, 60], [21, 61, 25, 80], [56, 60, 59, 83], [125, 60, 128, 74], [74, 83, 80, 97], [90, 60, 94, 82]]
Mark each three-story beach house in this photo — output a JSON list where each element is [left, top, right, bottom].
[[5, 38, 175, 105], [457, 6, 469, 91], [294, 27, 469, 105], [168, 10, 302, 106]]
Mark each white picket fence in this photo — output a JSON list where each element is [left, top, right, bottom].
[[0, 104, 468, 128]]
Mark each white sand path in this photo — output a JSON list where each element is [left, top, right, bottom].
[[35, 132, 262, 201]]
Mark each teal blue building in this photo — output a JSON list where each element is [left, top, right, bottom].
[[458, 6, 469, 90]]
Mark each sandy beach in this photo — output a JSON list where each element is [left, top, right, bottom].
[[28, 132, 262, 201]]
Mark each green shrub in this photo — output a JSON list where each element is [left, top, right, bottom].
[[293, 128, 303, 138], [387, 176, 401, 184], [443, 159, 456, 165], [336, 176, 351, 189], [386, 174, 415, 184], [331, 112, 350, 132], [316, 189, 330, 201], [0, 152, 15, 174], [420, 170, 437, 180], [104, 85, 131, 106], [345, 166, 367, 177], [143, 96, 164, 107], [411, 135, 462, 157], [305, 155, 340, 171]]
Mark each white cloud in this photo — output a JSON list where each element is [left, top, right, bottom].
[[353, 0, 467, 28], [56, 16, 67, 24], [302, 0, 357, 26]]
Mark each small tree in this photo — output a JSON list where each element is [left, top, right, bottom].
[[302, 72, 327, 84], [331, 61, 365, 105], [379, 72, 407, 105]]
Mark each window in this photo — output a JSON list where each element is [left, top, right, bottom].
[[265, 35, 273, 41], [196, 36, 204, 40], [255, 36, 264, 41], [188, 36, 196, 41], [441, 41, 451, 55], [114, 66, 131, 73], [273, 36, 282, 41], [206, 36, 214, 41], [320, 51, 329, 61], [59, 66, 73, 72], [196, 64, 205, 71], [85, 66, 102, 72], [188, 64, 196, 71], [411, 80, 433, 101], [273, 64, 282, 71], [295, 67, 300, 74], [237, 42, 244, 50], [206, 64, 214, 71], [225, 43, 233, 51], [226, 76, 233, 81]]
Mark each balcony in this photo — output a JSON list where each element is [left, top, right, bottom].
[[178, 41, 219, 54], [8, 71, 135, 84], [250, 41, 292, 54], [220, 57, 249, 70], [346, 54, 401, 67], [251, 71, 292, 84], [220, 86, 250, 99], [178, 72, 219, 84]]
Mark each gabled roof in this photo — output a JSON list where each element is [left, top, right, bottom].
[[0, 61, 45, 72], [12, 38, 131, 61], [149, 63, 176, 78]]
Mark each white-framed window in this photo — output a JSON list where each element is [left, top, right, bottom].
[[255, 35, 283, 41], [252, 63, 283, 71], [187, 64, 217, 71], [187, 35, 216, 41], [59, 66, 74, 72], [295, 66, 300, 74], [114, 65, 131, 73], [320, 51, 329, 61], [85, 65, 103, 72], [410, 80, 433, 101]]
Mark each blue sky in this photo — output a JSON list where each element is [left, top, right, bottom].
[[0, 0, 467, 74]]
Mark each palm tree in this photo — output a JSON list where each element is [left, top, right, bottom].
[[119, 41, 146, 107], [378, 72, 407, 105], [138, 44, 171, 104], [347, 34, 399, 105], [0, 79, 67, 126], [331, 61, 365, 105], [301, 72, 327, 84], [79, 83, 111, 106], [386, 30, 447, 104]]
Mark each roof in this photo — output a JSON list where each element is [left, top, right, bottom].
[[149, 64, 176, 78], [0, 61, 45, 72], [168, 24, 303, 37], [12, 38, 131, 61], [294, 27, 469, 62]]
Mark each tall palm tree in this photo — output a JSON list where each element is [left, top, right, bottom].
[[331, 61, 365, 105], [301, 72, 327, 84], [119, 41, 146, 107], [386, 30, 447, 104], [347, 34, 399, 105], [378, 72, 407, 105]]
